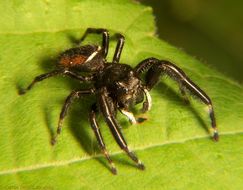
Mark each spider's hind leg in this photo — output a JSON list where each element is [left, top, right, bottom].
[[79, 28, 109, 57], [112, 33, 125, 64]]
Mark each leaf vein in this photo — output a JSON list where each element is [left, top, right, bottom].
[[0, 131, 242, 176]]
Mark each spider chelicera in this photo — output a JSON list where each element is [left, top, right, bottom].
[[19, 28, 218, 174]]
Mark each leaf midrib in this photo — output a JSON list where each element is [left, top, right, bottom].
[[0, 131, 241, 176]]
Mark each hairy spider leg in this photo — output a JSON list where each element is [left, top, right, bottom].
[[89, 104, 117, 175], [51, 89, 95, 145], [99, 87, 145, 170], [112, 33, 125, 63], [135, 58, 218, 141], [19, 69, 93, 95], [79, 28, 109, 57], [142, 62, 190, 104]]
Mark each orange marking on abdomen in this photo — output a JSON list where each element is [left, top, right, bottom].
[[60, 55, 87, 67]]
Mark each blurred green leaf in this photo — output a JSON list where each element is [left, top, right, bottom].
[[0, 0, 242, 190], [141, 0, 243, 83]]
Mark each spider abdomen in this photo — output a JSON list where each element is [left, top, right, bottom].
[[60, 54, 86, 67], [59, 45, 103, 71]]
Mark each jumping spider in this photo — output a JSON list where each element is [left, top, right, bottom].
[[19, 28, 218, 174]]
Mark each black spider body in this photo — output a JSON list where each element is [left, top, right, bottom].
[[95, 64, 144, 110], [20, 28, 218, 175]]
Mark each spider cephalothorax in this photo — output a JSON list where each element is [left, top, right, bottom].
[[20, 28, 218, 175]]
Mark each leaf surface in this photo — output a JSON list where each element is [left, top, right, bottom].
[[0, 1, 242, 189]]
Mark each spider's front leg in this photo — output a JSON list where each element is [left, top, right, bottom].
[[89, 104, 117, 174], [98, 87, 145, 170], [135, 58, 218, 141]]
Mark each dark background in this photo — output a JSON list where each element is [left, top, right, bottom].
[[141, 0, 243, 84]]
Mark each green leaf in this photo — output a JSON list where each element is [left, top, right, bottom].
[[0, 0, 242, 190]]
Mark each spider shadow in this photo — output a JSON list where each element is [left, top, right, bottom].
[[155, 82, 210, 135], [68, 98, 99, 155], [15, 53, 58, 94]]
